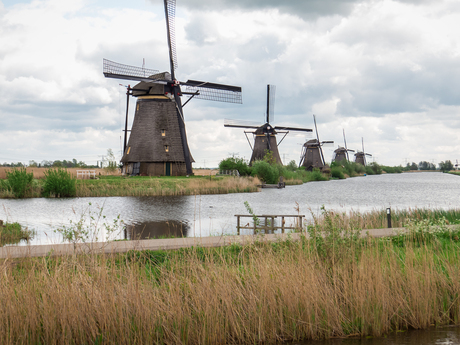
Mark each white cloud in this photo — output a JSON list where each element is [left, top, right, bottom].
[[1, 0, 460, 167]]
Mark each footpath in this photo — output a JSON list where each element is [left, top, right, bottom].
[[0, 228, 405, 259]]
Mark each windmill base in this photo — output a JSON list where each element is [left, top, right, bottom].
[[122, 162, 191, 177]]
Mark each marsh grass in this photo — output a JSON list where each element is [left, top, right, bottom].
[[307, 207, 460, 230], [2, 222, 460, 344], [0, 222, 34, 246], [76, 175, 260, 197]]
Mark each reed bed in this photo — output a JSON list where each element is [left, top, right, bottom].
[[2, 220, 460, 344], [308, 207, 460, 230], [76, 176, 260, 197]]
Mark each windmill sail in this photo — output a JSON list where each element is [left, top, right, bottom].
[[103, 0, 242, 176]]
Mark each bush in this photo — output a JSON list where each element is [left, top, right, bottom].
[[286, 160, 298, 172], [5, 168, 33, 198], [331, 166, 345, 179], [219, 157, 251, 176], [309, 168, 328, 181], [251, 160, 279, 184], [369, 162, 382, 175], [43, 168, 76, 197], [365, 166, 375, 175]]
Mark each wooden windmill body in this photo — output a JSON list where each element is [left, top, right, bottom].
[[354, 137, 372, 166], [299, 115, 333, 171], [103, 0, 242, 176], [225, 85, 312, 166], [332, 129, 354, 164]]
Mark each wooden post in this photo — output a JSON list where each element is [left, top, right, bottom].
[[281, 216, 285, 233], [237, 216, 240, 235], [265, 216, 268, 234], [271, 216, 275, 234]]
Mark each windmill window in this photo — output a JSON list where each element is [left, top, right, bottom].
[[164, 145, 169, 152], [161, 129, 166, 137]]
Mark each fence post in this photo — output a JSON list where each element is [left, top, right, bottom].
[[237, 216, 240, 235], [387, 208, 392, 228]]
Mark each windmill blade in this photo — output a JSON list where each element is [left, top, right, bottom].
[[183, 80, 242, 103], [343, 129, 350, 161], [274, 126, 312, 132], [365, 153, 372, 157], [224, 119, 261, 129], [103, 59, 164, 82], [321, 140, 334, 148], [313, 114, 325, 166], [164, 0, 178, 77], [347, 149, 355, 153], [266, 84, 276, 124]]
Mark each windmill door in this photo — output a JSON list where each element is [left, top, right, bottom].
[[165, 162, 171, 176]]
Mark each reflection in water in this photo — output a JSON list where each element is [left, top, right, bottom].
[[291, 326, 460, 345], [125, 220, 189, 240]]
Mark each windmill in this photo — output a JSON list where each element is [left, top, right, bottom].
[[299, 115, 333, 171], [224, 85, 312, 165], [354, 137, 372, 166], [332, 129, 354, 163], [103, 0, 242, 176]]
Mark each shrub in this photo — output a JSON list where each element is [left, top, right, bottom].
[[5, 168, 33, 198], [309, 168, 328, 181], [251, 160, 279, 184], [331, 166, 345, 179], [365, 166, 375, 175], [369, 162, 382, 175], [43, 168, 76, 197], [219, 157, 251, 176], [286, 160, 298, 172]]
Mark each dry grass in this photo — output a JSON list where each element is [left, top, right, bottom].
[[76, 176, 261, 197], [307, 208, 460, 230], [0, 167, 116, 179], [1, 234, 460, 344]]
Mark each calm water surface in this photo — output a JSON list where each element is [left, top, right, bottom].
[[1, 172, 460, 245]]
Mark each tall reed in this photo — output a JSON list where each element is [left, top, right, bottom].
[[1, 224, 460, 344]]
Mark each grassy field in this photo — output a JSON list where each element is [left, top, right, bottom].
[[0, 175, 261, 198], [1, 211, 460, 344]]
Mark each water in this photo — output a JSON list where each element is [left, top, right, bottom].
[[291, 326, 460, 344], [1, 172, 460, 245]]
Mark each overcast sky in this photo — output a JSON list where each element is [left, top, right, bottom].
[[1, 0, 460, 167]]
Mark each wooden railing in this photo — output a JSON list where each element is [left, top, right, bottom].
[[235, 214, 305, 235]]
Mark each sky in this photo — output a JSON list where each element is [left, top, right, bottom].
[[1, 0, 460, 168]]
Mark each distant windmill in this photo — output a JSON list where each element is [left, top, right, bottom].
[[299, 115, 333, 171], [103, 0, 242, 176], [332, 129, 354, 163], [354, 137, 372, 166], [224, 85, 312, 165]]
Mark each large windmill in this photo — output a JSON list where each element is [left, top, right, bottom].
[[299, 115, 333, 171], [103, 0, 242, 176], [354, 137, 372, 166], [224, 85, 311, 165], [332, 129, 354, 163]]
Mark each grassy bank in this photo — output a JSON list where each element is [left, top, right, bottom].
[[0, 222, 34, 246], [1, 212, 460, 343], [0, 175, 261, 198], [309, 207, 460, 230]]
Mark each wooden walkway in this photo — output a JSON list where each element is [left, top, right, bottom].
[[0, 227, 408, 259]]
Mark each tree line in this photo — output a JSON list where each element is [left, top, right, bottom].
[[405, 160, 456, 173]]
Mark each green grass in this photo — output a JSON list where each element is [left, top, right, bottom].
[[0, 222, 34, 246]]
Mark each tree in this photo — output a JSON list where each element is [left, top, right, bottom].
[[410, 162, 418, 171], [218, 157, 251, 176], [104, 149, 118, 173], [439, 160, 454, 173]]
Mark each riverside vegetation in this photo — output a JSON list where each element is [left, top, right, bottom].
[[219, 154, 402, 185], [1, 208, 460, 343], [0, 167, 260, 199], [0, 221, 34, 246]]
